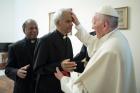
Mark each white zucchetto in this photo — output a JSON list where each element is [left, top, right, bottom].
[[96, 5, 119, 17]]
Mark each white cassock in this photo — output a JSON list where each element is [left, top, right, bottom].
[[60, 24, 136, 93]]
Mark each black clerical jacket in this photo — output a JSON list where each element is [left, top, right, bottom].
[[34, 30, 73, 93], [5, 38, 38, 93]]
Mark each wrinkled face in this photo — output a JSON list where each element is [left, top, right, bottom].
[[58, 11, 73, 34], [24, 21, 38, 39], [92, 13, 105, 38]]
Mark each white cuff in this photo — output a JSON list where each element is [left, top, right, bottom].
[[60, 76, 71, 93]]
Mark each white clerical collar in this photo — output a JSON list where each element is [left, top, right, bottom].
[[63, 35, 67, 39], [31, 40, 36, 43]]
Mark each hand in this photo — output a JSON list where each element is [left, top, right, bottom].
[[54, 67, 64, 80], [17, 64, 30, 79], [71, 12, 80, 25], [61, 59, 77, 72]]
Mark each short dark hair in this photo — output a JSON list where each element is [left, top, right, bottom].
[[22, 19, 37, 32]]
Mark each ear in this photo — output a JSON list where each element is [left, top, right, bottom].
[[103, 21, 109, 31], [56, 20, 61, 26]]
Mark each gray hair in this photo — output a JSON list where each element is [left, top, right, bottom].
[[98, 14, 118, 30], [106, 15, 118, 29], [53, 8, 72, 26]]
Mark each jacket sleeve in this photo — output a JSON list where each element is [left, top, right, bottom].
[[73, 45, 87, 61], [5, 45, 18, 81]]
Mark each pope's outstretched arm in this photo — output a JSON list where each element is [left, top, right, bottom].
[[72, 13, 96, 47]]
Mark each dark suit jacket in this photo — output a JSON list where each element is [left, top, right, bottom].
[[33, 30, 73, 93], [73, 31, 96, 73], [5, 38, 38, 93]]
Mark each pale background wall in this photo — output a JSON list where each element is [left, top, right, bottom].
[[0, 0, 140, 92]]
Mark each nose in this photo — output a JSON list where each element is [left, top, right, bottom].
[[70, 22, 73, 26], [32, 27, 38, 32], [33, 28, 37, 32]]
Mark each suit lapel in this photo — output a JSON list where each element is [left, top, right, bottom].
[[23, 39, 32, 63], [52, 32, 66, 58]]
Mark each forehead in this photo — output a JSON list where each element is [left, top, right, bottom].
[[93, 13, 104, 21], [94, 13, 100, 19], [62, 11, 72, 20], [26, 21, 37, 27]]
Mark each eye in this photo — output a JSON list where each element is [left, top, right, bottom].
[[66, 20, 70, 23], [30, 27, 38, 30]]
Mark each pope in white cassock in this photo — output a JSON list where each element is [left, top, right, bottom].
[[54, 5, 136, 93]]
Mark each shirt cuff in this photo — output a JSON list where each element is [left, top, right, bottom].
[[60, 76, 70, 92]]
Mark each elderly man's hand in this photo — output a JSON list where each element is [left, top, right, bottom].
[[54, 67, 64, 80], [71, 12, 80, 26], [61, 59, 77, 72]]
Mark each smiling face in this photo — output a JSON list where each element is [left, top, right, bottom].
[[23, 20, 38, 39]]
